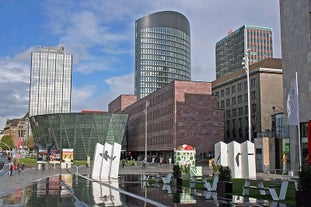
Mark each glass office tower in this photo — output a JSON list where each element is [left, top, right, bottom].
[[135, 11, 191, 99], [216, 25, 273, 78], [29, 46, 72, 117]]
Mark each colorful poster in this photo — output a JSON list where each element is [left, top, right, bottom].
[[62, 149, 74, 163], [50, 149, 61, 162]]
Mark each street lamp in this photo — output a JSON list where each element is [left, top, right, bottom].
[[242, 50, 252, 142], [144, 101, 150, 161]]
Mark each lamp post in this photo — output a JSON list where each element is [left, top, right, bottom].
[[144, 101, 149, 161], [242, 51, 252, 142]]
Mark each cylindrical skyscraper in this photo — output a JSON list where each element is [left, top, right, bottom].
[[135, 11, 191, 99]]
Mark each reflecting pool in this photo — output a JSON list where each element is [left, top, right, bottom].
[[0, 173, 285, 206]]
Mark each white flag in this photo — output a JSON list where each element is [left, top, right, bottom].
[[287, 78, 299, 126]]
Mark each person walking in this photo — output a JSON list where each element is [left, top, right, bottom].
[[142, 158, 146, 169], [9, 164, 13, 176], [282, 152, 287, 173]]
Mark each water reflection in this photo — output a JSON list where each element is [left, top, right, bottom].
[[0, 173, 284, 207]]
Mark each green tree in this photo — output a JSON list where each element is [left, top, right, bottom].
[[1, 135, 14, 150], [27, 135, 35, 149]]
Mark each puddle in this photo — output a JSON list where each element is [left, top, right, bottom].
[[0, 174, 283, 206]]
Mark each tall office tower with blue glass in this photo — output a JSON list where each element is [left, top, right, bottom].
[[135, 11, 191, 99]]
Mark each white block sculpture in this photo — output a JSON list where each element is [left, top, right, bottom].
[[228, 141, 242, 178], [92, 142, 121, 180], [214, 141, 228, 166], [215, 141, 256, 179], [241, 141, 256, 179]]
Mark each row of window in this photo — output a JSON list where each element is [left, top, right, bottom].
[[221, 91, 257, 108], [140, 43, 190, 57], [140, 33, 189, 48], [139, 56, 190, 66], [147, 118, 173, 132], [140, 38, 190, 51], [149, 90, 173, 106], [149, 134, 173, 145], [139, 66, 190, 74], [140, 49, 190, 62], [142, 27, 190, 42], [216, 78, 256, 98], [225, 103, 256, 118]]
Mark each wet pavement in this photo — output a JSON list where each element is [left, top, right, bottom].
[[0, 163, 292, 206]]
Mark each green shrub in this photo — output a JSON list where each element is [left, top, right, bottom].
[[298, 166, 311, 192]]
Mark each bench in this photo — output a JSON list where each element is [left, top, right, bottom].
[[242, 178, 297, 201], [203, 174, 219, 191], [190, 175, 205, 188]]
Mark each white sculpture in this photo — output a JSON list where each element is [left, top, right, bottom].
[[92, 142, 121, 180], [214, 141, 256, 179]]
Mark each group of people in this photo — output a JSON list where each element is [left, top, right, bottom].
[[9, 162, 24, 176], [0, 161, 5, 170]]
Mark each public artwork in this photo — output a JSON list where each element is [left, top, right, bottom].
[[214, 141, 256, 179], [174, 144, 196, 173], [92, 142, 121, 180]]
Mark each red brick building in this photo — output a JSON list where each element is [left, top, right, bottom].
[[109, 80, 224, 160]]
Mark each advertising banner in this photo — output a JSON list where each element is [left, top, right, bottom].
[[62, 149, 74, 163]]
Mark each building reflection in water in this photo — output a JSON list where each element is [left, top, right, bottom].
[[0, 174, 276, 207]]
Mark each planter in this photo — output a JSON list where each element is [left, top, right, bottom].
[[217, 182, 232, 199], [296, 191, 311, 206]]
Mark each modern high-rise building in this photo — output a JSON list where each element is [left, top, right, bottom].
[[29, 46, 72, 117], [135, 11, 191, 99], [216, 25, 273, 78], [280, 0, 311, 173]]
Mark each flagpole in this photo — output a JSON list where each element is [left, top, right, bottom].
[[295, 72, 302, 170]]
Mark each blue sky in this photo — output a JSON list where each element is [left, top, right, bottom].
[[0, 0, 281, 129]]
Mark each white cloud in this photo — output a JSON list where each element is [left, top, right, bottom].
[[0, 49, 30, 129], [72, 73, 134, 112]]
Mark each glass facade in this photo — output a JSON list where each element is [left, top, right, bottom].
[[216, 25, 273, 78], [135, 11, 191, 99], [30, 113, 128, 160], [29, 46, 72, 117]]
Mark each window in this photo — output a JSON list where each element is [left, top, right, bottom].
[[226, 110, 230, 118], [214, 91, 219, 98], [244, 94, 248, 103], [232, 108, 237, 117], [220, 100, 225, 108], [251, 78, 256, 88], [226, 98, 230, 107], [231, 85, 236, 93], [238, 107, 243, 116], [251, 91, 256, 100], [226, 87, 230, 95], [238, 95, 243, 104], [238, 83, 242, 92], [221, 89, 224, 97], [232, 97, 236, 105], [251, 103, 257, 113]]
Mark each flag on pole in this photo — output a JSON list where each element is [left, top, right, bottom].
[[286, 76, 299, 126]]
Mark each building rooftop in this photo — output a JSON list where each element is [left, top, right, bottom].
[[212, 58, 282, 87]]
